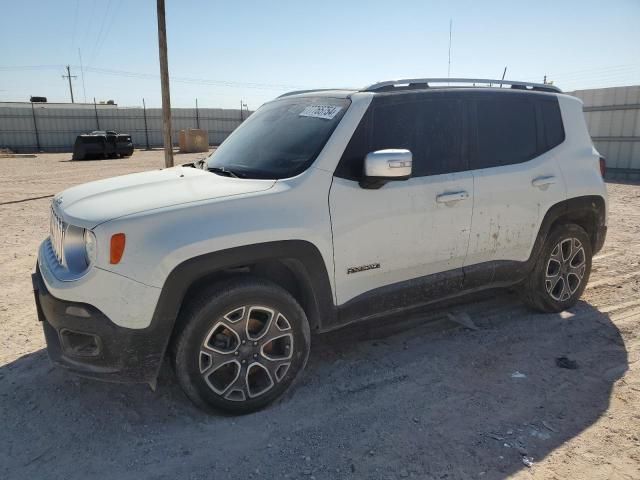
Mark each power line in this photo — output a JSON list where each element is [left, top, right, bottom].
[[70, 0, 80, 55], [90, 0, 122, 66], [0, 64, 306, 90], [78, 49, 87, 103], [549, 63, 640, 78], [80, 0, 98, 54], [88, 0, 111, 65], [79, 66, 308, 90], [0, 65, 66, 71]]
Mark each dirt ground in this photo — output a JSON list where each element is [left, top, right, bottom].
[[1, 151, 639, 480]]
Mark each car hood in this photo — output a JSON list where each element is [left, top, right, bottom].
[[55, 166, 276, 228]]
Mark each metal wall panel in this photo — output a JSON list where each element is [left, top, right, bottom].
[[0, 102, 250, 153], [570, 85, 640, 178]]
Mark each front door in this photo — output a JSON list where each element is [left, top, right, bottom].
[[329, 93, 474, 314]]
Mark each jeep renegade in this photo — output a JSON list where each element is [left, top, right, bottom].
[[33, 78, 607, 413]]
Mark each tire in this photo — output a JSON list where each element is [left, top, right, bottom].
[[173, 277, 311, 414], [520, 223, 592, 313]]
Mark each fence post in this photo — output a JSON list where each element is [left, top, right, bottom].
[[143, 98, 150, 150], [93, 97, 100, 130], [30, 102, 41, 152], [195, 98, 200, 129]]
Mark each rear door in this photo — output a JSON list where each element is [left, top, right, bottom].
[[464, 92, 567, 284], [330, 93, 474, 308]]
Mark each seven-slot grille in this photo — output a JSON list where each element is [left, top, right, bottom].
[[50, 206, 66, 265]]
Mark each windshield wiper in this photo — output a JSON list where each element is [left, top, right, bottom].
[[207, 166, 243, 178]]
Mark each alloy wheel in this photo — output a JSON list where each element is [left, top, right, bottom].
[[198, 306, 294, 402], [545, 237, 586, 302]]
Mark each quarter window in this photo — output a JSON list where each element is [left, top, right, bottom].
[[539, 97, 565, 150]]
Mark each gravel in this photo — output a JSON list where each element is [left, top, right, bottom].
[[1, 152, 639, 479]]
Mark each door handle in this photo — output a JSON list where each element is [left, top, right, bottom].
[[436, 191, 469, 204], [531, 175, 556, 189]]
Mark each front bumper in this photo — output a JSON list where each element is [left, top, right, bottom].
[[32, 265, 165, 383]]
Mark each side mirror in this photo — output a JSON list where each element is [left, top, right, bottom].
[[359, 149, 412, 189]]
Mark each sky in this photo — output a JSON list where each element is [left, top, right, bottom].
[[1, 0, 639, 110]]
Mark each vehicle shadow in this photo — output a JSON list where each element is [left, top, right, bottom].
[[0, 290, 628, 480]]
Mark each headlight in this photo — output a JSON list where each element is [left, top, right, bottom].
[[84, 230, 97, 265]]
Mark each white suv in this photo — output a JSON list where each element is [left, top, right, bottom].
[[33, 78, 608, 413]]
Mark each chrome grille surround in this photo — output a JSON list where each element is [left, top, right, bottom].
[[50, 206, 66, 266]]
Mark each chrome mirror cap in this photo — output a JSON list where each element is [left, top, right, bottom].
[[360, 149, 412, 189]]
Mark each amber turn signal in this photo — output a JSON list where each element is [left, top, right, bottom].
[[110, 233, 126, 264]]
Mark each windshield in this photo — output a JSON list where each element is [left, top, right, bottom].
[[206, 96, 350, 179]]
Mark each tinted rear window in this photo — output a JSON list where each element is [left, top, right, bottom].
[[473, 96, 538, 169]]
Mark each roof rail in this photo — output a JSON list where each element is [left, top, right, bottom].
[[362, 78, 562, 93], [277, 89, 344, 98]]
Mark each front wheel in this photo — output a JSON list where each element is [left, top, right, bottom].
[[521, 224, 593, 313], [173, 278, 310, 414]]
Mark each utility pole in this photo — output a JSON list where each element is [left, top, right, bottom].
[[156, 0, 174, 168], [62, 65, 77, 103]]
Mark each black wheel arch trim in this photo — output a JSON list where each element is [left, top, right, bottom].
[[149, 240, 337, 376], [533, 194, 606, 256]]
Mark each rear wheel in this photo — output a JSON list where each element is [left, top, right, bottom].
[[521, 224, 592, 312], [173, 278, 310, 414]]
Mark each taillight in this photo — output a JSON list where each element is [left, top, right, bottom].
[[599, 157, 606, 178]]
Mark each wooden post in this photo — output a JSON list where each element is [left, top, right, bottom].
[[31, 102, 41, 151], [93, 97, 100, 129], [157, 0, 174, 167]]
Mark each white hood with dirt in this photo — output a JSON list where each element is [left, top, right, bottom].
[[53, 166, 276, 228]]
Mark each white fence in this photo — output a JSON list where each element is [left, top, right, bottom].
[[0, 102, 250, 153]]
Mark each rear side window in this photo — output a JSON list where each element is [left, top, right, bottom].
[[473, 96, 538, 169], [335, 94, 466, 179], [539, 97, 565, 150]]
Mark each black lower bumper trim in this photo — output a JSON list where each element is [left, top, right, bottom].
[[32, 265, 165, 383]]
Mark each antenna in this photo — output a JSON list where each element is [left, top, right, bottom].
[[500, 66, 507, 87], [447, 19, 453, 79]]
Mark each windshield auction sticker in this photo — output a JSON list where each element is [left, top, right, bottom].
[[299, 105, 342, 120]]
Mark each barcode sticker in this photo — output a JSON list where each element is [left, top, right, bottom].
[[299, 105, 342, 120]]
